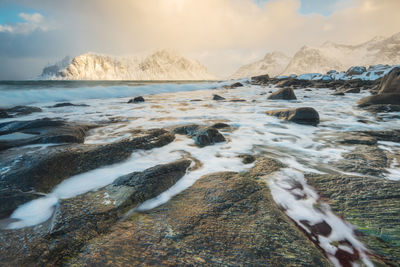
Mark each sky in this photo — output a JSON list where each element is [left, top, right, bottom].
[[0, 0, 399, 79]]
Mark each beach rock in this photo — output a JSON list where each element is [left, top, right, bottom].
[[65, 158, 329, 266], [239, 154, 256, 164], [128, 96, 145, 103], [0, 160, 191, 266], [332, 91, 345, 96], [230, 99, 246, 102], [0, 106, 42, 118], [346, 66, 367, 76], [211, 122, 230, 129], [357, 93, 400, 107], [267, 87, 297, 100], [223, 82, 243, 89], [0, 128, 175, 198], [308, 174, 400, 266], [251, 74, 270, 85], [344, 87, 360, 93], [0, 118, 93, 151], [265, 107, 320, 126], [212, 94, 225, 101], [335, 145, 388, 177], [378, 66, 400, 94], [0, 189, 43, 218], [338, 134, 377, 146], [173, 124, 225, 147], [48, 102, 89, 108]]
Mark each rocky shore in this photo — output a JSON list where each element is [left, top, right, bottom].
[[0, 67, 399, 266]]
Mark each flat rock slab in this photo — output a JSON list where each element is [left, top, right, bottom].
[[67, 158, 329, 266], [307, 174, 400, 266]]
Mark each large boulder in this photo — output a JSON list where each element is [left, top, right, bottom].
[[357, 93, 400, 107], [265, 107, 320, 126], [378, 66, 400, 94], [250, 74, 270, 85], [267, 87, 297, 100], [173, 124, 225, 147], [345, 66, 367, 76]]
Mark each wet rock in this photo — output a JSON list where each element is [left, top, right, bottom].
[[344, 87, 360, 93], [0, 106, 42, 118], [0, 118, 93, 151], [265, 107, 320, 126], [346, 66, 367, 76], [358, 129, 400, 143], [0, 160, 191, 266], [0, 189, 43, 219], [65, 158, 329, 266], [0, 129, 174, 199], [223, 82, 243, 89], [128, 96, 145, 103], [307, 174, 400, 266], [378, 66, 400, 94], [239, 154, 256, 164], [48, 102, 89, 108], [230, 99, 246, 102], [212, 94, 225, 101], [173, 124, 225, 147], [211, 122, 230, 129], [363, 104, 400, 112], [332, 91, 345, 96], [251, 74, 270, 85], [267, 87, 297, 100], [334, 145, 388, 177], [338, 134, 377, 146], [357, 93, 400, 107]]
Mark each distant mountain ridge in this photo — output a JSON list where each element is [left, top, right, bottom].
[[232, 32, 400, 78], [41, 50, 217, 81]]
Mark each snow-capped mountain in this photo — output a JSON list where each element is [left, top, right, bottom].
[[230, 52, 290, 79], [283, 32, 400, 75], [41, 50, 217, 80], [232, 32, 400, 78]]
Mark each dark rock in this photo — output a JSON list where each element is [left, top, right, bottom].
[[344, 88, 360, 93], [357, 93, 400, 107], [173, 124, 225, 147], [190, 99, 202, 102], [230, 99, 246, 102], [266, 107, 320, 126], [239, 154, 256, 164], [0, 129, 175, 198], [0, 118, 92, 151], [223, 82, 243, 89], [48, 103, 89, 108], [251, 74, 270, 85], [346, 66, 367, 76], [363, 104, 400, 112], [305, 89, 312, 91], [63, 158, 329, 266], [267, 87, 297, 100], [332, 91, 345, 96], [339, 134, 377, 146], [0, 106, 42, 118], [212, 94, 225, 101], [308, 174, 400, 266], [211, 122, 230, 129], [128, 96, 145, 103], [378, 66, 400, 94]]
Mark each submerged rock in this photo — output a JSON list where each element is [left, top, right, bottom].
[[0, 106, 42, 118], [0, 128, 175, 214], [0, 160, 191, 266], [223, 82, 243, 89], [128, 96, 145, 103], [212, 94, 225, 101], [173, 124, 225, 147], [344, 87, 360, 93], [267, 87, 297, 100], [65, 158, 329, 266], [265, 107, 320, 126], [308, 174, 400, 266], [48, 102, 89, 108]]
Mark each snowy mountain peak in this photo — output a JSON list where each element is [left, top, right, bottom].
[[41, 50, 217, 81]]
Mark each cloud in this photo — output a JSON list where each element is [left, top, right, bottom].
[[0, 12, 47, 34], [1, 0, 400, 79]]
